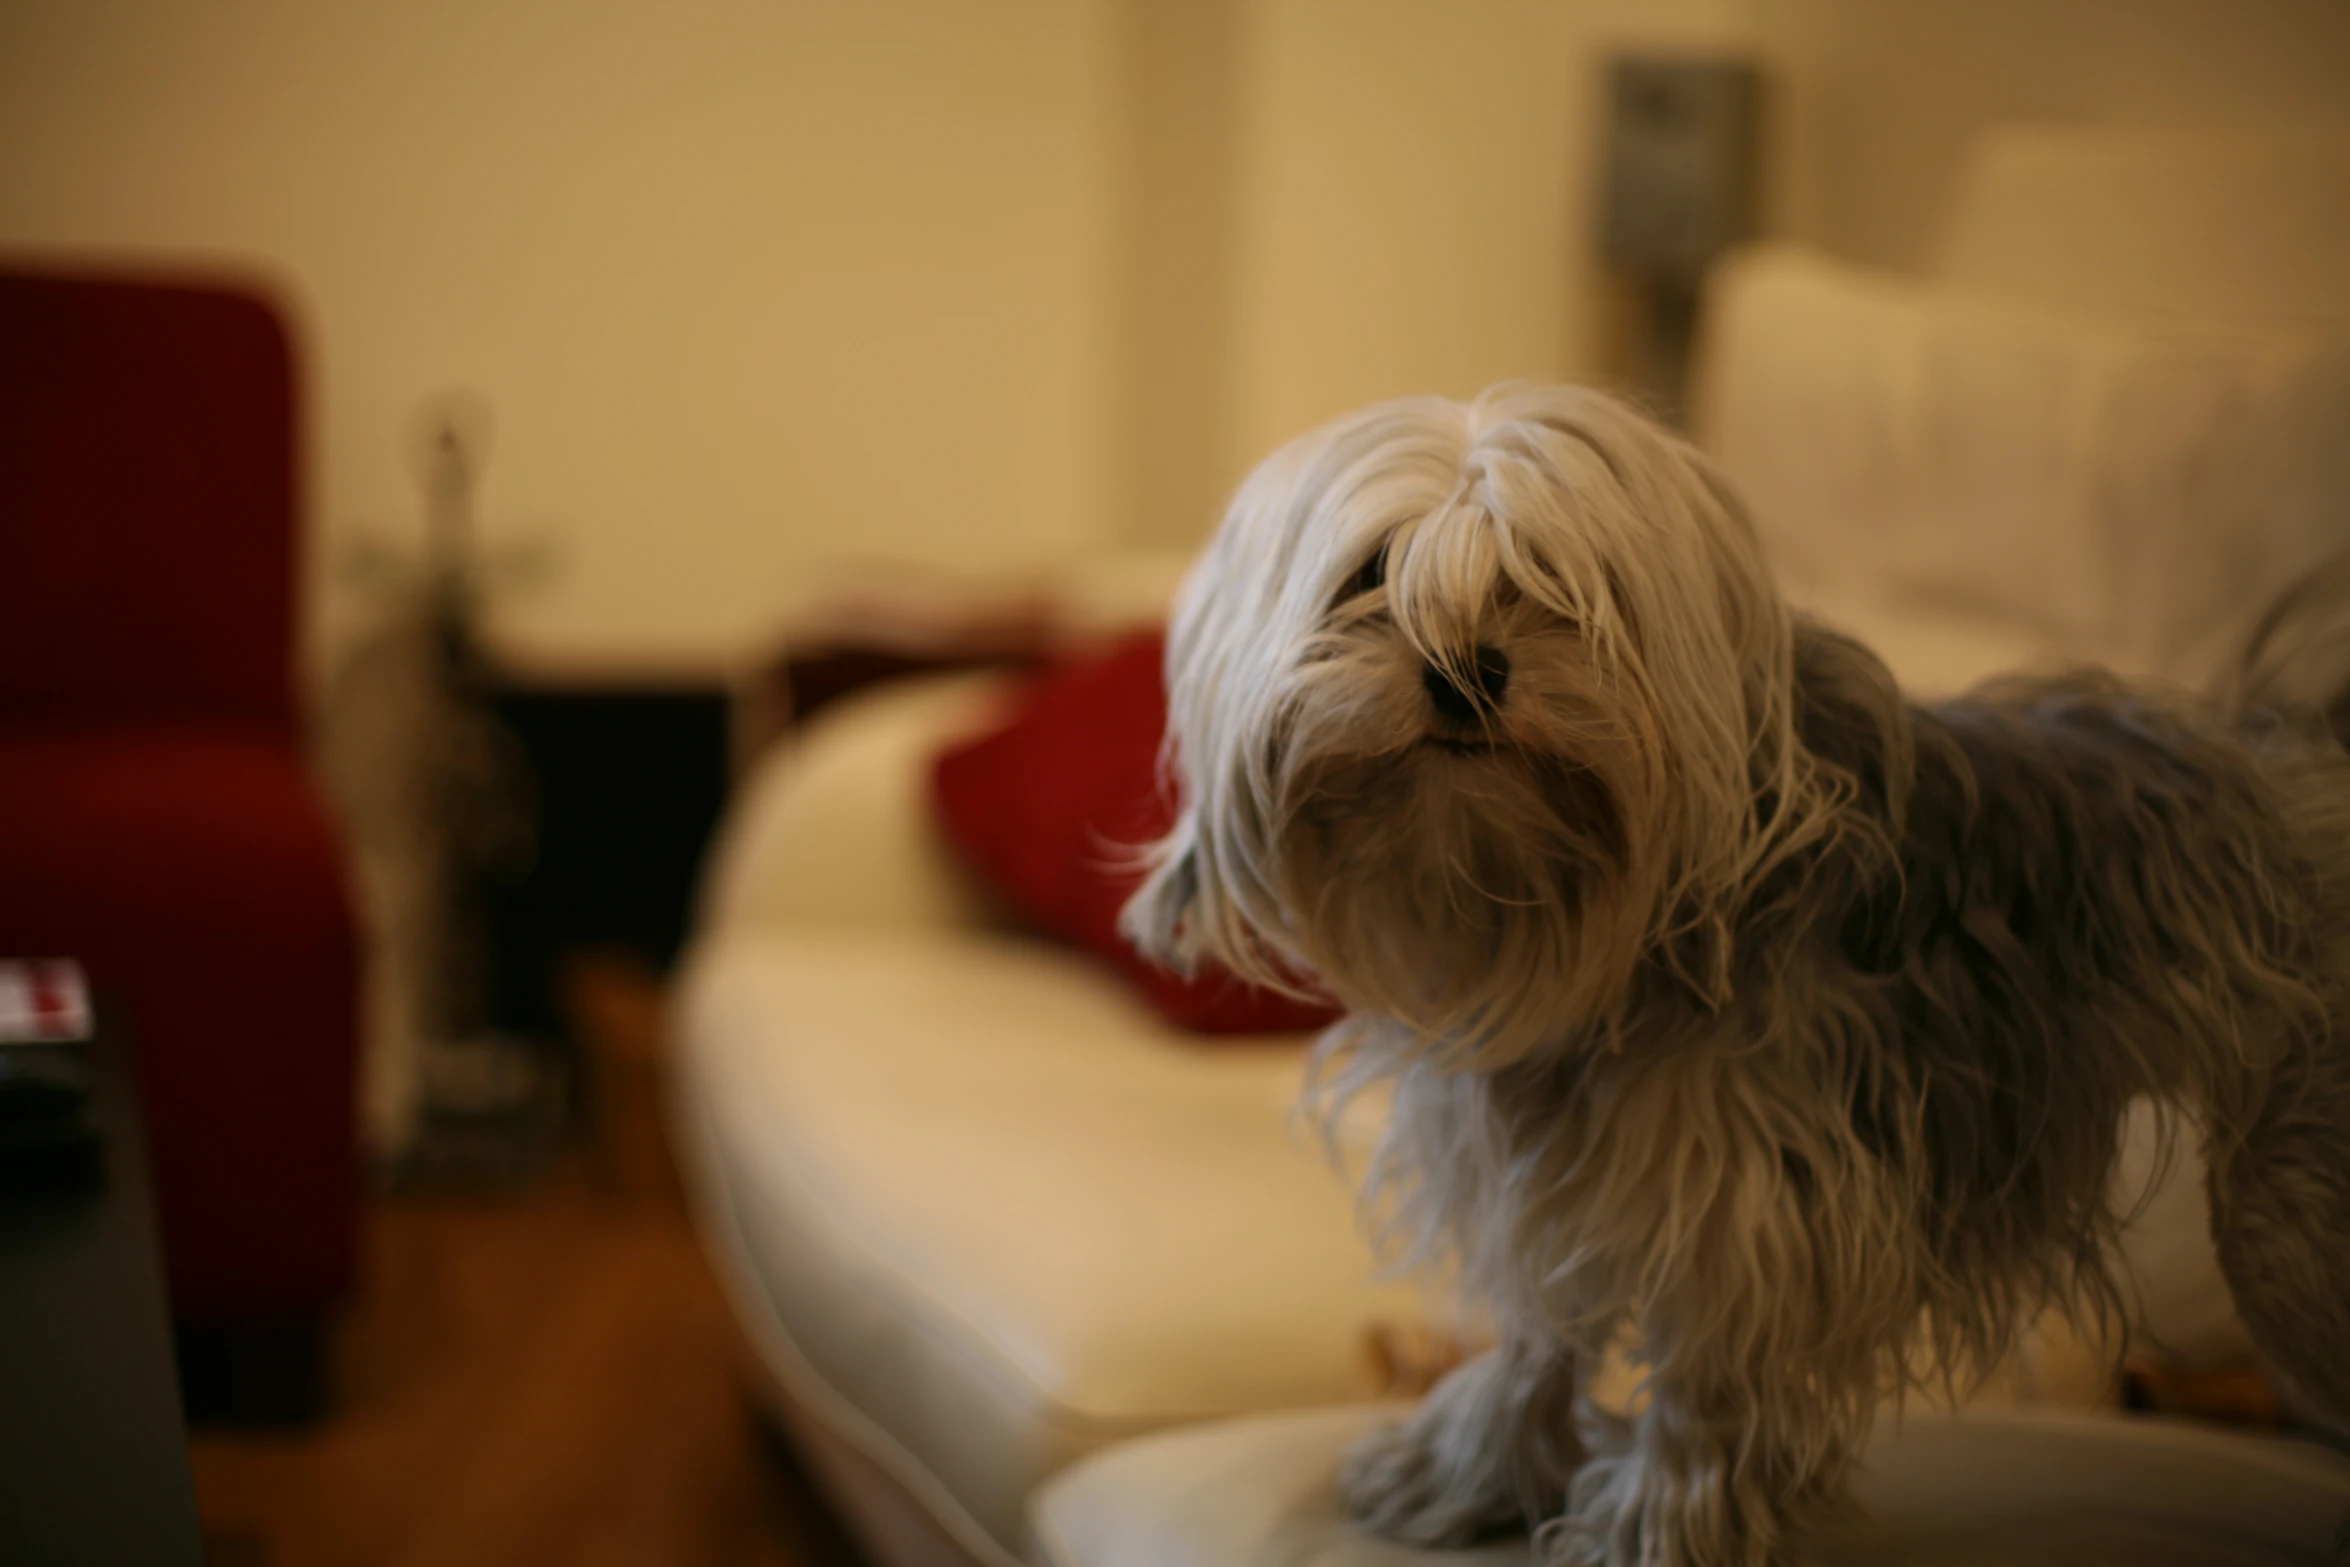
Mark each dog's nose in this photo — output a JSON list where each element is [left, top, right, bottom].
[[1422, 645, 1511, 726]]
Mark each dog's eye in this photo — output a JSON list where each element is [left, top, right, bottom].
[[1344, 545, 1388, 601]]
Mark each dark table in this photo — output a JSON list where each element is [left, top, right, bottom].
[[0, 1023, 207, 1565]]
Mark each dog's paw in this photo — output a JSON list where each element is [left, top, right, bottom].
[[1545, 1450, 1813, 1567], [1338, 1415, 1525, 1547]]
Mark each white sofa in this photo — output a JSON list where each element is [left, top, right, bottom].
[[676, 632, 1422, 1567], [677, 127, 2350, 1567], [1032, 1404, 2350, 1567]]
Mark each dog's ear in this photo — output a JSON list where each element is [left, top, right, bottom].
[[1119, 825, 1204, 974]]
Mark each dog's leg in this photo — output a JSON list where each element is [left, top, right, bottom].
[[2210, 1049, 2350, 1428], [1339, 1336, 1585, 1545], [1544, 1378, 1854, 1567]]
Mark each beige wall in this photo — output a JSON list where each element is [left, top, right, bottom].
[[7, 0, 2344, 659], [1213, 0, 1748, 518], [1754, 0, 2350, 271], [0, 0, 1758, 645], [1116, 0, 1243, 549], [0, 0, 1127, 668]]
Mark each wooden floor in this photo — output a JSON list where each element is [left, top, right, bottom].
[[189, 963, 870, 1567]]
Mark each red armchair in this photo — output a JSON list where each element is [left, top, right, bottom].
[[0, 264, 361, 1415]]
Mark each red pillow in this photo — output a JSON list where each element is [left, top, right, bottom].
[[931, 630, 1341, 1035]]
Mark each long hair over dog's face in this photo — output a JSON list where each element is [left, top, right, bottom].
[[1124, 386, 1829, 1064]]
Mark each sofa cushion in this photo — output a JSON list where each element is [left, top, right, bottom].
[[675, 929, 1411, 1559], [1030, 1404, 2350, 1567], [1698, 246, 2350, 686], [932, 631, 1341, 1035]]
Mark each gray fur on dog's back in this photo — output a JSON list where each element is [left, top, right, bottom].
[[1785, 622, 2350, 1415]]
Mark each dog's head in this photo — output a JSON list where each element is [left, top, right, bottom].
[[1122, 385, 1814, 1062]]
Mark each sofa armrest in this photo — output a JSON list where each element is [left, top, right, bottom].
[[696, 670, 1016, 939]]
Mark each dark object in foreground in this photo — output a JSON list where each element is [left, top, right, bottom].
[[0, 1020, 206, 1565]]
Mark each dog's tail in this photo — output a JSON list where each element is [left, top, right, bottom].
[[2226, 546, 2350, 746]]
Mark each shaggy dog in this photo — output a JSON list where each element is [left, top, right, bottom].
[[1120, 385, 2350, 1565]]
